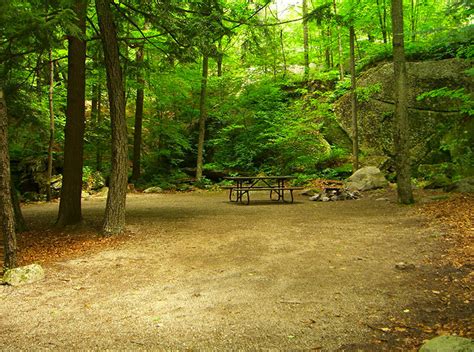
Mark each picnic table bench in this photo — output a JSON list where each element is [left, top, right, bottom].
[[223, 176, 303, 205]]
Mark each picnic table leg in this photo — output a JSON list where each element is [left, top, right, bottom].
[[240, 190, 250, 205], [270, 189, 281, 201]]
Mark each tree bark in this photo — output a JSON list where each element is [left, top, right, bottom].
[[195, 54, 209, 181], [56, 0, 87, 226], [391, 0, 414, 204], [96, 80, 103, 172], [132, 45, 144, 182], [217, 39, 223, 77], [302, 0, 309, 78], [96, 0, 129, 234], [349, 25, 359, 172], [11, 183, 26, 232], [280, 29, 287, 78], [376, 0, 388, 44], [0, 89, 17, 269], [410, 0, 418, 42], [324, 27, 331, 69], [47, 48, 54, 202], [333, 0, 344, 80]]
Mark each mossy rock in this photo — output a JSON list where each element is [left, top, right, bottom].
[[419, 335, 473, 352], [3, 264, 45, 286], [423, 175, 453, 189]]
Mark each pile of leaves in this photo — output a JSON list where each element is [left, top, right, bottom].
[[418, 194, 474, 268], [386, 193, 474, 349], [16, 228, 131, 266]]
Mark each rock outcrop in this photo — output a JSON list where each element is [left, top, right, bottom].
[[334, 59, 473, 170]]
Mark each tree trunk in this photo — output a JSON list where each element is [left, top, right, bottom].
[[333, 0, 344, 80], [280, 29, 287, 78], [302, 0, 309, 78], [47, 48, 54, 202], [11, 184, 26, 232], [96, 80, 103, 172], [376, 0, 388, 44], [391, 0, 414, 204], [325, 27, 331, 69], [0, 89, 17, 269], [196, 54, 209, 181], [349, 25, 359, 172], [132, 45, 144, 182], [217, 39, 223, 77], [56, 0, 87, 226], [96, 0, 129, 234], [410, 0, 418, 42]]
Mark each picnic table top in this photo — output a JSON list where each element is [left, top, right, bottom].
[[224, 176, 295, 180]]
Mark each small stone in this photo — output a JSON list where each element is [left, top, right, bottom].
[[321, 196, 330, 202], [3, 264, 45, 286], [375, 197, 390, 201], [309, 194, 321, 201], [395, 262, 415, 271]]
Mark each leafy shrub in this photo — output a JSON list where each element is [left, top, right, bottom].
[[82, 167, 105, 191]]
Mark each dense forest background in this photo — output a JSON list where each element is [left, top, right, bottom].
[[0, 0, 472, 240]]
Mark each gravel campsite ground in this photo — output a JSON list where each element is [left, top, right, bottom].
[[1, 189, 472, 351]]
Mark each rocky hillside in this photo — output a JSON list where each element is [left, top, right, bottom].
[[334, 58, 473, 175]]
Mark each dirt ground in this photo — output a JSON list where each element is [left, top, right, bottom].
[[1, 189, 472, 351]]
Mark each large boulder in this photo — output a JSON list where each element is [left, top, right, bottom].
[[445, 177, 474, 193], [419, 335, 473, 352], [346, 166, 388, 191], [3, 264, 45, 286], [334, 59, 473, 167]]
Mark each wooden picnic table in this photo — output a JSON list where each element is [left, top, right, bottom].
[[223, 176, 303, 205]]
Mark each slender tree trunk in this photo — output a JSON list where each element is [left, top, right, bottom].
[[47, 48, 54, 202], [217, 39, 223, 77], [383, 0, 389, 44], [132, 45, 144, 182], [280, 29, 287, 78], [56, 0, 87, 226], [333, 0, 344, 79], [96, 0, 129, 234], [376, 0, 388, 44], [410, 0, 418, 42], [35, 54, 43, 97], [96, 80, 103, 172], [196, 54, 209, 181], [123, 22, 130, 104], [325, 27, 331, 69], [0, 89, 17, 270], [391, 0, 414, 204], [302, 0, 309, 78], [11, 184, 26, 232], [349, 25, 359, 172]]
